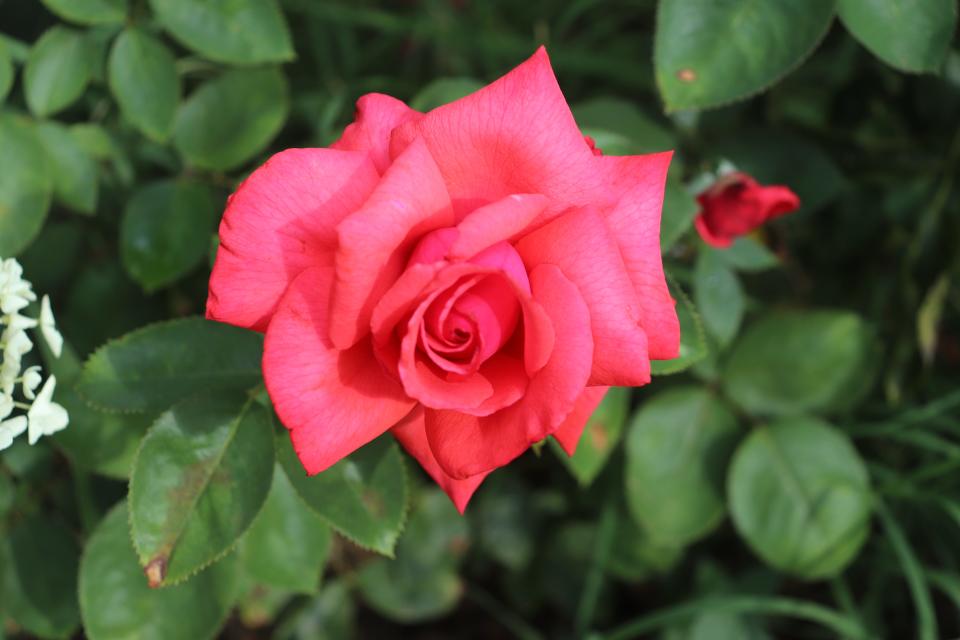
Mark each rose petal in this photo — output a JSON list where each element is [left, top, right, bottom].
[[449, 194, 548, 260], [425, 264, 593, 479], [331, 93, 421, 174], [207, 149, 379, 332], [392, 407, 489, 513], [263, 266, 415, 474], [551, 386, 609, 456], [516, 206, 651, 386], [330, 137, 455, 349]]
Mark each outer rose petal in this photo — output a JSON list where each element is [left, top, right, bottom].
[[516, 207, 651, 387], [330, 138, 454, 349], [264, 266, 415, 475], [207, 149, 379, 332], [392, 408, 488, 514], [425, 264, 593, 479], [390, 47, 597, 220], [598, 153, 679, 360], [552, 386, 609, 456], [331, 93, 421, 174], [449, 194, 548, 260]]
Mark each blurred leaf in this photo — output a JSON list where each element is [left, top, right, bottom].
[[2, 514, 80, 638], [917, 274, 950, 365], [274, 580, 355, 640], [150, 0, 294, 65], [18, 221, 83, 291], [77, 317, 263, 412], [728, 417, 872, 580], [278, 434, 408, 557], [667, 610, 771, 640], [237, 583, 293, 629], [35, 121, 98, 215], [130, 393, 274, 587], [694, 249, 745, 347], [838, 0, 956, 73], [358, 489, 468, 623], [409, 77, 483, 111], [604, 508, 684, 582], [120, 179, 219, 291], [0, 46, 13, 104], [0, 474, 12, 518], [40, 0, 127, 25], [238, 465, 332, 594], [651, 280, 707, 375], [662, 176, 700, 251], [724, 310, 875, 416], [715, 237, 781, 272], [469, 473, 536, 570], [0, 113, 52, 256], [626, 386, 740, 546], [24, 26, 93, 117], [108, 28, 180, 142], [573, 97, 676, 152], [173, 67, 288, 171], [551, 386, 629, 486], [654, 0, 835, 110], [79, 502, 237, 640]]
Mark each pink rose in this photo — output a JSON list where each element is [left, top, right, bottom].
[[206, 48, 678, 512], [694, 172, 800, 248]]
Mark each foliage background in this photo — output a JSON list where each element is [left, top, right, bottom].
[[1, 0, 959, 639]]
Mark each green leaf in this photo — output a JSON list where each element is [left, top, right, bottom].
[[654, 0, 835, 110], [551, 387, 629, 486], [130, 393, 274, 587], [357, 489, 468, 623], [173, 67, 288, 171], [24, 26, 94, 117], [35, 121, 98, 215], [278, 433, 408, 557], [239, 465, 332, 594], [409, 77, 483, 111], [573, 97, 676, 153], [694, 250, 745, 347], [77, 317, 264, 412], [715, 237, 781, 272], [149, 0, 294, 65], [661, 176, 700, 252], [274, 580, 355, 640], [120, 179, 219, 291], [838, 0, 956, 72], [728, 417, 872, 579], [0, 45, 13, 104], [0, 113, 52, 257], [40, 0, 127, 25], [469, 473, 536, 571], [108, 28, 180, 142], [651, 280, 707, 375], [80, 502, 237, 640], [625, 386, 741, 546], [2, 514, 80, 638], [723, 310, 875, 416], [604, 508, 684, 582]]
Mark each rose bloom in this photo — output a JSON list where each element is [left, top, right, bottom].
[[206, 48, 679, 512], [694, 171, 800, 248]]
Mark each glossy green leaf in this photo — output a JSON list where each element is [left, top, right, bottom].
[[278, 434, 408, 557], [129, 393, 274, 586], [80, 502, 237, 640], [120, 179, 219, 291], [77, 317, 263, 412], [651, 281, 707, 375], [108, 28, 180, 142], [35, 121, 98, 215], [239, 465, 332, 594], [724, 310, 875, 416], [2, 514, 80, 638], [694, 249, 745, 347], [0, 46, 13, 104], [357, 489, 468, 622], [0, 113, 52, 256], [150, 0, 294, 65], [551, 387, 629, 486], [626, 386, 741, 545], [173, 67, 288, 171], [838, 0, 956, 72], [654, 0, 835, 110], [728, 417, 872, 579], [24, 26, 94, 117], [410, 77, 483, 111], [40, 0, 126, 25], [661, 176, 700, 251]]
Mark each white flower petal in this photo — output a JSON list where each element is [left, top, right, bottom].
[[27, 375, 68, 445], [0, 415, 28, 450], [22, 365, 42, 400], [0, 393, 12, 419], [3, 313, 38, 332], [39, 295, 63, 358]]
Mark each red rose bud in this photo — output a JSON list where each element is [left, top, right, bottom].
[[693, 172, 800, 248]]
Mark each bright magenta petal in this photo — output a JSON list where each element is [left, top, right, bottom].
[[449, 194, 548, 260], [392, 408, 488, 513], [207, 149, 379, 332], [331, 93, 421, 174], [598, 152, 679, 360], [516, 207, 651, 387], [552, 386, 609, 456], [264, 266, 415, 475], [330, 137, 455, 349]]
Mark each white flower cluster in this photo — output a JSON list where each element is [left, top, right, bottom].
[[0, 258, 68, 451]]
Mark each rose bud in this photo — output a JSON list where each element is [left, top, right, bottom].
[[694, 171, 800, 248]]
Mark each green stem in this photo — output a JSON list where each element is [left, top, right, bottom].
[[465, 584, 543, 640], [575, 502, 617, 636], [72, 466, 99, 534]]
